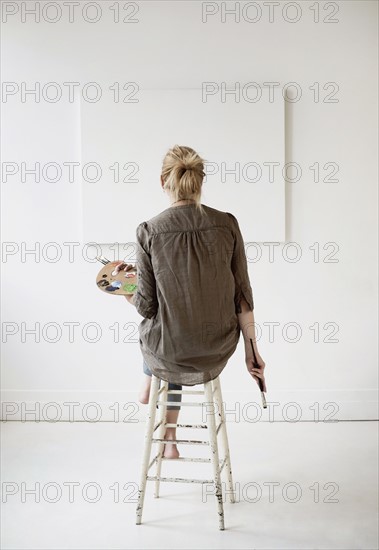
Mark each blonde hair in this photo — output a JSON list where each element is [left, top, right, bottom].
[[161, 145, 206, 215]]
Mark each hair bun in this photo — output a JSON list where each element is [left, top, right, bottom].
[[161, 145, 205, 215]]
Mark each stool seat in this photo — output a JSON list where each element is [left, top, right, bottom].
[[135, 373, 235, 530]]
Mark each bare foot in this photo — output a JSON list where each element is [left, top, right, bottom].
[[139, 375, 152, 404], [163, 430, 180, 459]]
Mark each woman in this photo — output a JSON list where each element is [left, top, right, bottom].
[[116, 145, 267, 459]]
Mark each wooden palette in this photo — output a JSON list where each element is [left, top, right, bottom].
[[96, 257, 138, 296]]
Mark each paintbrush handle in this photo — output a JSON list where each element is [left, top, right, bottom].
[[249, 337, 265, 393]]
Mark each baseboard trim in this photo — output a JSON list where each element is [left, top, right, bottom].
[[1, 389, 378, 422]]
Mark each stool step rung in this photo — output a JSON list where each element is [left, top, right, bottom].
[[166, 389, 204, 395], [146, 475, 214, 484], [165, 423, 207, 429], [148, 454, 212, 468], [150, 454, 224, 465], [152, 438, 209, 446], [161, 456, 211, 462], [156, 401, 208, 407]]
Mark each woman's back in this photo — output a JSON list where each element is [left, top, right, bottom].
[[134, 202, 254, 386]]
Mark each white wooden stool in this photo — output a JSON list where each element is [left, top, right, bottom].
[[135, 373, 235, 530]]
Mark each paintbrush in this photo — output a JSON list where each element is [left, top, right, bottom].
[[249, 337, 267, 409]]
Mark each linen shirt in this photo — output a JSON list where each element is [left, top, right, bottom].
[[134, 203, 254, 386]]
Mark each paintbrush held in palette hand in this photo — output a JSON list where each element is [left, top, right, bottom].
[[249, 337, 267, 409], [95, 256, 138, 296]]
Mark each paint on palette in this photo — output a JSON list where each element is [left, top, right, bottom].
[[105, 281, 122, 292], [123, 283, 137, 293]]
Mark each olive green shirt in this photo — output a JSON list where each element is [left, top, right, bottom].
[[134, 203, 254, 386]]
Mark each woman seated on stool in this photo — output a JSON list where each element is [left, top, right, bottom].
[[114, 145, 267, 460]]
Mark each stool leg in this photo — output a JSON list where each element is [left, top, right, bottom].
[[136, 374, 160, 525], [204, 380, 225, 530], [154, 379, 168, 498], [213, 376, 235, 504]]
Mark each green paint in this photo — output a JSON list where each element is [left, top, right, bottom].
[[123, 283, 137, 293]]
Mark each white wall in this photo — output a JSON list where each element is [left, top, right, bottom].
[[1, 1, 377, 421]]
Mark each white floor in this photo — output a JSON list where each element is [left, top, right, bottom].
[[1, 418, 378, 549]]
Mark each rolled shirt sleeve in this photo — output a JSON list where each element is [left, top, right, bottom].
[[134, 222, 159, 319], [226, 212, 254, 314]]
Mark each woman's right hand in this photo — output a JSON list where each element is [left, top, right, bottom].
[[245, 350, 267, 393], [111, 261, 136, 274]]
